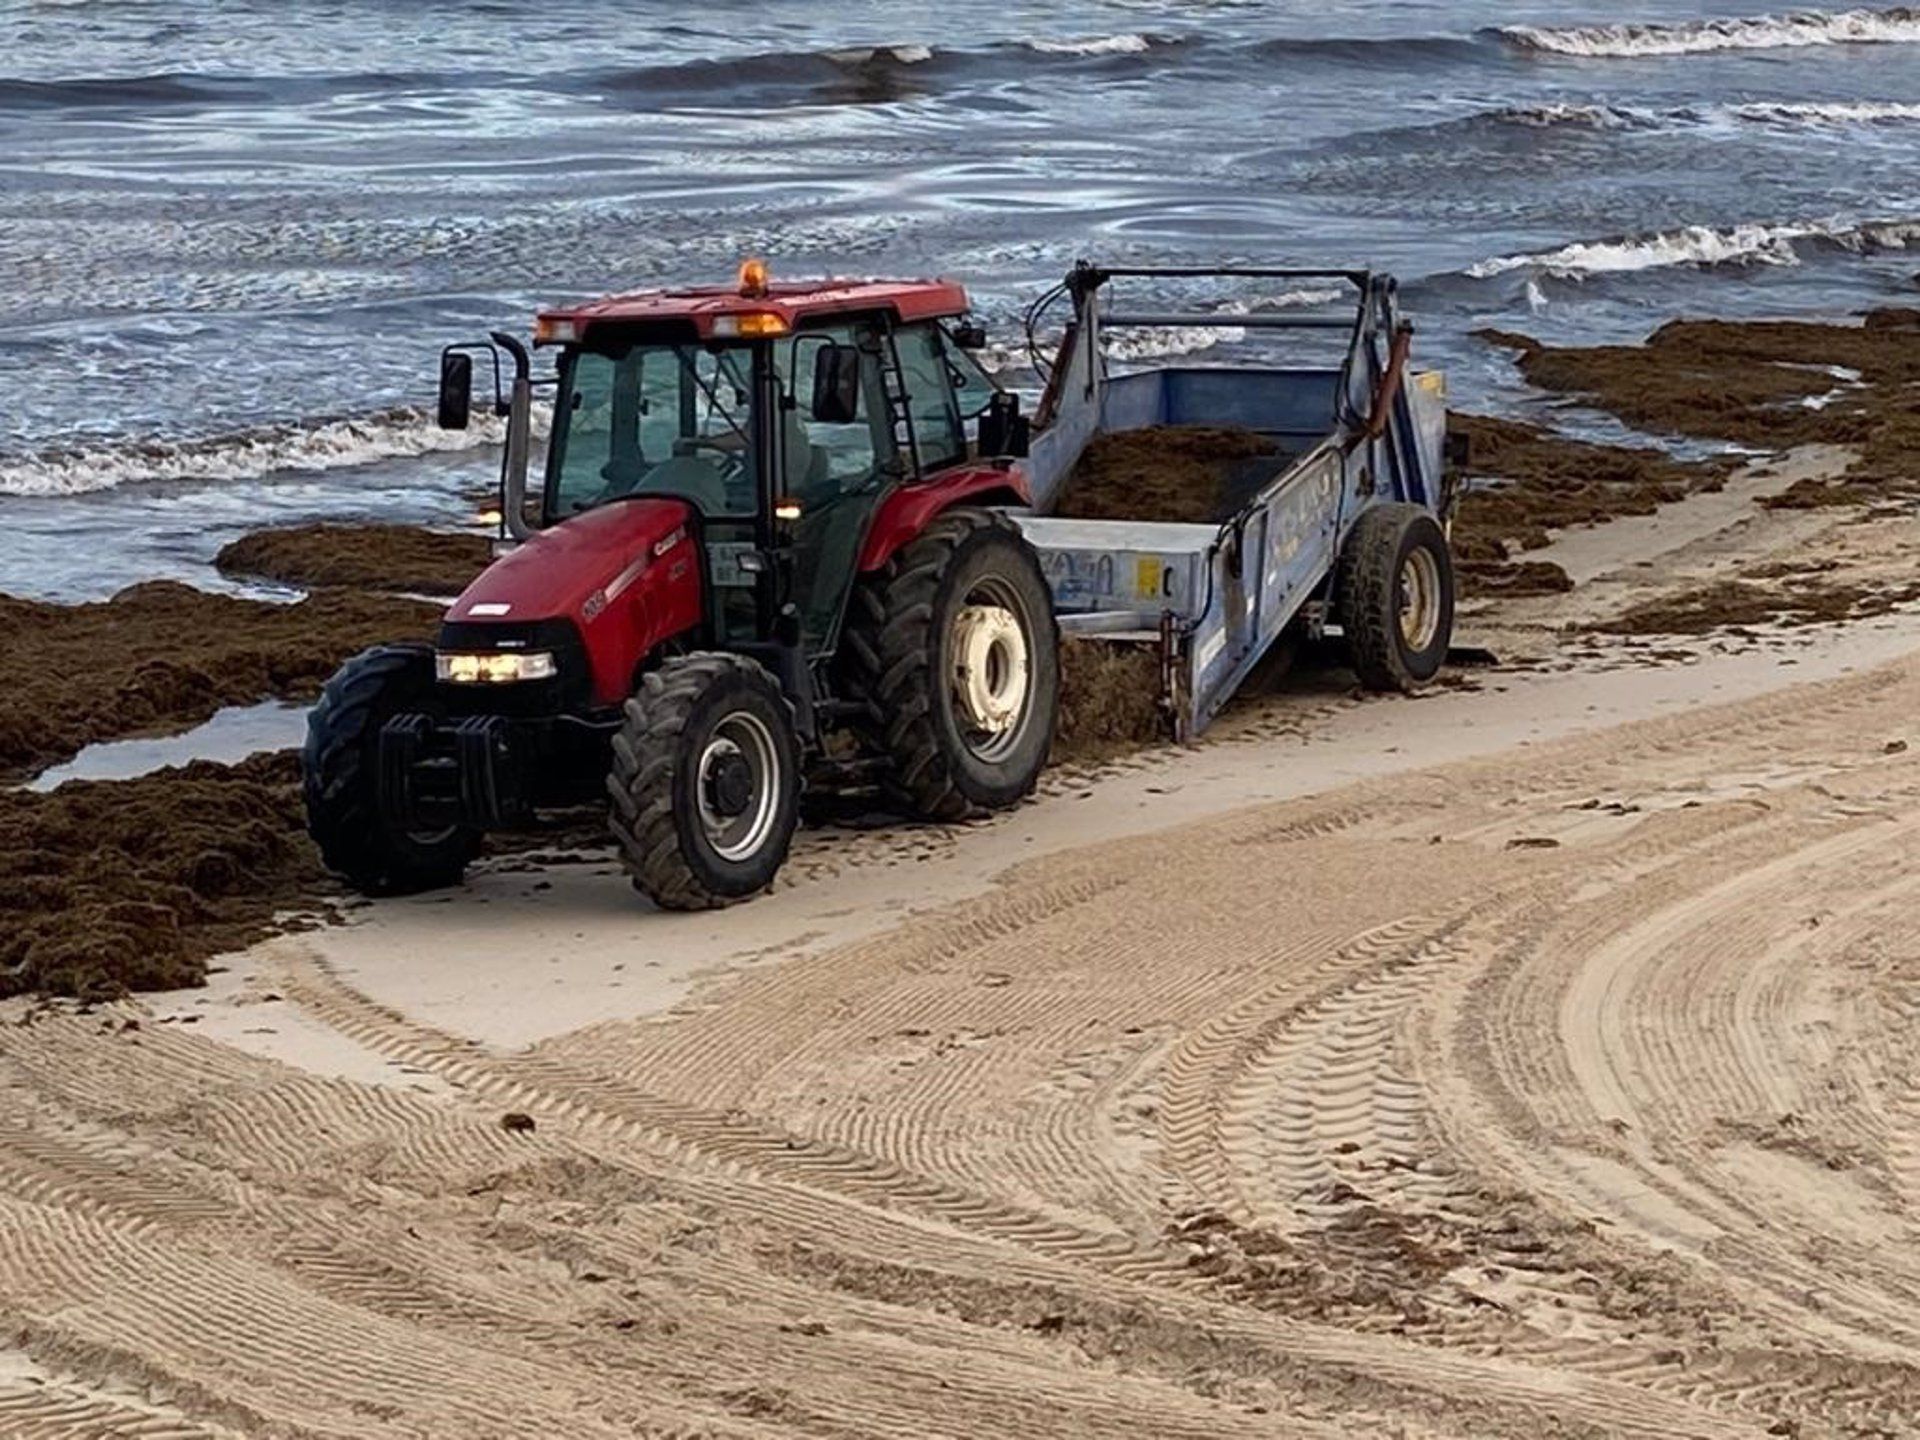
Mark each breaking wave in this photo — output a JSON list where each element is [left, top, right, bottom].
[[1024, 33, 1161, 56], [0, 407, 515, 498], [1467, 217, 1920, 279], [821, 44, 935, 66], [1102, 326, 1244, 363], [1497, 7, 1920, 57], [1491, 102, 1649, 129], [1478, 98, 1920, 132], [1721, 99, 1920, 123], [588, 32, 1178, 110]]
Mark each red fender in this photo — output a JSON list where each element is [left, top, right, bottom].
[[857, 466, 1031, 572]]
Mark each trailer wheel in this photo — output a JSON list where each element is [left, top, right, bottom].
[[1337, 504, 1454, 692], [607, 653, 800, 910], [841, 508, 1059, 820], [303, 644, 481, 895]]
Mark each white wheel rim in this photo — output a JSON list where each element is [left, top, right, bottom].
[[1399, 548, 1442, 653], [949, 581, 1033, 763], [695, 712, 781, 862]]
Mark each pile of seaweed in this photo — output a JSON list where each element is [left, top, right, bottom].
[[0, 753, 329, 1000], [1598, 574, 1920, 637], [0, 583, 441, 779], [1053, 425, 1280, 525], [1052, 417, 1740, 600], [0, 524, 490, 1001], [1053, 638, 1167, 761], [1472, 305, 1920, 631], [216, 522, 492, 596], [1480, 307, 1920, 508]]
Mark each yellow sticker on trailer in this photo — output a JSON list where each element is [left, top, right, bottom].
[[1135, 556, 1165, 599]]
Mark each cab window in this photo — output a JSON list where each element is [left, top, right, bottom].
[[777, 326, 887, 502], [893, 322, 965, 470], [547, 343, 755, 519]]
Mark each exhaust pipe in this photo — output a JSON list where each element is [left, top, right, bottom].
[[490, 330, 534, 543]]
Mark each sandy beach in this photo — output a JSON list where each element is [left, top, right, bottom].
[[6, 334, 1920, 1431], [8, 0, 1920, 1428]]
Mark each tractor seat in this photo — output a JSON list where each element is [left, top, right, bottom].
[[627, 455, 730, 515]]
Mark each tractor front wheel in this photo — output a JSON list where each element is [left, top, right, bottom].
[[1336, 503, 1455, 692], [607, 653, 801, 910], [841, 508, 1059, 820], [303, 643, 481, 895]]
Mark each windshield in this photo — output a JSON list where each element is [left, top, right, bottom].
[[547, 342, 757, 519]]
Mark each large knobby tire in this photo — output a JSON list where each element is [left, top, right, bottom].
[[840, 508, 1059, 820], [303, 643, 481, 895], [1337, 504, 1455, 692], [607, 653, 801, 910]]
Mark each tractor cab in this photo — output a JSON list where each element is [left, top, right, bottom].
[[441, 262, 1023, 656]]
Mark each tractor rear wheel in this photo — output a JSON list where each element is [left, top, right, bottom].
[[607, 653, 800, 910], [1336, 503, 1454, 692], [303, 643, 481, 895], [841, 508, 1058, 820]]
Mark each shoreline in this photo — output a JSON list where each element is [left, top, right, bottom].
[[7, 306, 1919, 1005]]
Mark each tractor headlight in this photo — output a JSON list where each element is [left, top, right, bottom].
[[435, 650, 559, 684]]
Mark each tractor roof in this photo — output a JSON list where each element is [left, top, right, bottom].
[[536, 271, 970, 343]]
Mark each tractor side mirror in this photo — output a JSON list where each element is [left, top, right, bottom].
[[810, 343, 861, 425], [437, 350, 473, 431], [978, 391, 1030, 459], [950, 320, 987, 350]]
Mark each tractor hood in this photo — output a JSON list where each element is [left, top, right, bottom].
[[443, 499, 704, 708], [448, 499, 694, 627]]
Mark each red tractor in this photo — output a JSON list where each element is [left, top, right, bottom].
[[304, 262, 1057, 909]]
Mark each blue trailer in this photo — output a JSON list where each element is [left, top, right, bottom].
[[1009, 263, 1458, 740]]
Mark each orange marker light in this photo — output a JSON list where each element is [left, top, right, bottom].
[[710, 311, 790, 338], [738, 257, 770, 296]]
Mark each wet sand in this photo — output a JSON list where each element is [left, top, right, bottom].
[[1447, 411, 1729, 595]]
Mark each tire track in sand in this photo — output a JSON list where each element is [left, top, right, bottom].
[[264, 951, 1764, 1439]]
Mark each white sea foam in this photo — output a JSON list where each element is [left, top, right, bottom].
[[1239, 286, 1350, 312], [0, 407, 522, 499], [1491, 98, 1920, 132], [1722, 100, 1920, 123], [1102, 325, 1243, 362], [826, 43, 935, 65], [1025, 33, 1155, 55], [1500, 7, 1920, 57], [1467, 218, 1920, 280]]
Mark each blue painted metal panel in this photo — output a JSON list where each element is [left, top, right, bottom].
[[1162, 369, 1340, 435]]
